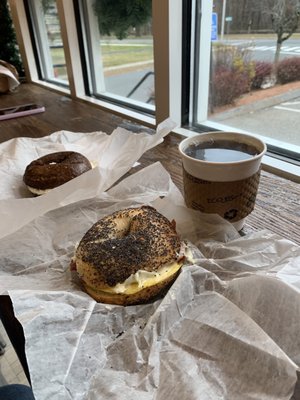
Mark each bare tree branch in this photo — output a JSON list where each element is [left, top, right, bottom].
[[261, 0, 300, 72]]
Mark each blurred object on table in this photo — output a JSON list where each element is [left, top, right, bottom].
[[0, 61, 20, 94]]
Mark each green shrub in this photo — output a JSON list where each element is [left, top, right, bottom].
[[210, 44, 254, 108], [277, 57, 300, 84], [211, 67, 250, 107]]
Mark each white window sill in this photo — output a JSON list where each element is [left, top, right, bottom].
[[261, 155, 300, 183]]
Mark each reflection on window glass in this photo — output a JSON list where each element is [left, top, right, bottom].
[[197, 0, 300, 157], [29, 0, 68, 85], [81, 0, 154, 112]]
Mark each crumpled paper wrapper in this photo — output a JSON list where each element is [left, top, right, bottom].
[[0, 118, 175, 239], [0, 63, 20, 93], [1, 162, 300, 400]]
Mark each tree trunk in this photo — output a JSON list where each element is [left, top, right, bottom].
[[272, 39, 282, 81], [274, 40, 282, 67]]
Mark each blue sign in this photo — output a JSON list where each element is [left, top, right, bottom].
[[211, 12, 218, 41]]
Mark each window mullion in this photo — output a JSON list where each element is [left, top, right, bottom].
[[30, 1, 53, 79], [152, 0, 169, 125], [8, 0, 39, 82], [194, 0, 213, 123], [56, 0, 85, 97], [169, 0, 182, 126], [83, 0, 106, 94]]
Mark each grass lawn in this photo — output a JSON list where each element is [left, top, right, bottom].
[[100, 44, 153, 68], [50, 44, 154, 68], [49, 32, 300, 71]]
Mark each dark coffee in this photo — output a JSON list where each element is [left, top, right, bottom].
[[184, 139, 259, 163]]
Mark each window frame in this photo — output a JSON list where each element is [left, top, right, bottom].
[[77, 0, 157, 116], [27, 1, 54, 81], [8, 0, 300, 181], [187, 0, 300, 178]]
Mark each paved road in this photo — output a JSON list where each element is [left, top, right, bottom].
[[227, 38, 300, 62], [105, 38, 300, 104], [215, 97, 300, 148], [103, 38, 300, 148], [211, 39, 300, 148], [95, 37, 300, 103], [106, 68, 154, 103]]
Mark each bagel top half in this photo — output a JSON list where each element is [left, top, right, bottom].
[[23, 151, 92, 195], [72, 206, 186, 305]]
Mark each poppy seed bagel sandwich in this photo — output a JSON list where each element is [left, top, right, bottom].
[[71, 205, 186, 305]]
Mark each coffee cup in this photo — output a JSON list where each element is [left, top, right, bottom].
[[179, 131, 267, 231]]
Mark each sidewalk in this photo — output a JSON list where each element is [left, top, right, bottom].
[[210, 81, 300, 121], [208, 81, 300, 147]]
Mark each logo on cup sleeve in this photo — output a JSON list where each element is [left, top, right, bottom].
[[207, 194, 241, 204], [224, 209, 238, 220]]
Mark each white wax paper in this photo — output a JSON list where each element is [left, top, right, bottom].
[[0, 118, 175, 239], [0, 162, 299, 400], [0, 64, 20, 91]]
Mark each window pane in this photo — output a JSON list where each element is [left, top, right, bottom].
[[79, 0, 154, 113], [28, 0, 68, 85], [194, 1, 300, 161]]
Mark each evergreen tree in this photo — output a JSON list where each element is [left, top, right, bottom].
[[0, 0, 24, 75], [93, 0, 152, 40]]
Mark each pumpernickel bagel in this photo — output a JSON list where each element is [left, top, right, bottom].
[[23, 151, 92, 195], [71, 205, 186, 305]]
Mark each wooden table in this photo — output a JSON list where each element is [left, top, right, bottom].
[[0, 83, 300, 394], [1, 83, 298, 244]]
